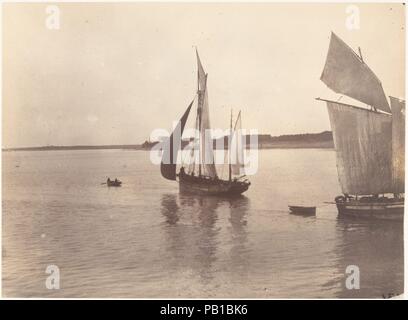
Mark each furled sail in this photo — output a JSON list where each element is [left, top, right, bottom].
[[321, 32, 390, 113], [196, 50, 217, 178], [326, 100, 393, 195], [231, 111, 245, 176], [390, 96, 405, 193], [160, 100, 194, 180]]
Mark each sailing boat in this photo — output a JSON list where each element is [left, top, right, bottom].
[[160, 50, 251, 196], [317, 32, 405, 219]]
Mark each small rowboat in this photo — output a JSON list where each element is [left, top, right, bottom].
[[107, 180, 122, 187], [288, 205, 316, 215]]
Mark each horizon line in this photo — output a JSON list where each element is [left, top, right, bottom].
[[2, 130, 332, 151]]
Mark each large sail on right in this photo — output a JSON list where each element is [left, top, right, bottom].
[[326, 101, 393, 195], [321, 33, 390, 113], [390, 97, 405, 193]]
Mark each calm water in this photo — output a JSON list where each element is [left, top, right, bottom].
[[2, 149, 404, 298]]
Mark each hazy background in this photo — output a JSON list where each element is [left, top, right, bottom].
[[2, 3, 405, 148]]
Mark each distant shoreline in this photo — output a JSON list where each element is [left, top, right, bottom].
[[2, 144, 144, 152], [256, 140, 334, 149], [3, 131, 334, 152]]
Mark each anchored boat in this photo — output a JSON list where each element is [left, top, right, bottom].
[[288, 206, 316, 216], [318, 32, 405, 220], [107, 179, 122, 187], [160, 50, 251, 196]]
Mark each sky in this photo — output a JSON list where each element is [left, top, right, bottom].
[[2, 3, 405, 148]]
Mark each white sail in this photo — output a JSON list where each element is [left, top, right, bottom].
[[326, 100, 393, 195], [390, 96, 405, 193], [231, 111, 245, 176], [321, 32, 391, 113], [196, 50, 217, 178]]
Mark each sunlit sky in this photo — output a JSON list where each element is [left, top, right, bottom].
[[3, 3, 405, 148]]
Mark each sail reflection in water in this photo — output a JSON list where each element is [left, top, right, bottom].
[[329, 217, 404, 298], [160, 194, 249, 288]]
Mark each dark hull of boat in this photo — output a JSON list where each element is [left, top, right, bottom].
[[288, 206, 316, 215], [178, 175, 250, 196], [107, 181, 122, 187], [335, 197, 404, 220]]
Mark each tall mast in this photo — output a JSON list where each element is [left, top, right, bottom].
[[197, 76, 207, 177], [229, 109, 232, 182], [198, 100, 202, 176], [196, 48, 202, 176], [191, 96, 199, 175], [195, 49, 217, 179]]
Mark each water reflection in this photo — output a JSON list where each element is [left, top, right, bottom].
[[161, 194, 180, 225], [227, 197, 250, 281], [160, 194, 250, 286], [329, 216, 404, 298], [194, 195, 220, 282], [3, 149, 404, 297]]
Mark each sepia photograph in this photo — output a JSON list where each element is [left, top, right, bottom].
[[1, 1, 406, 301]]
